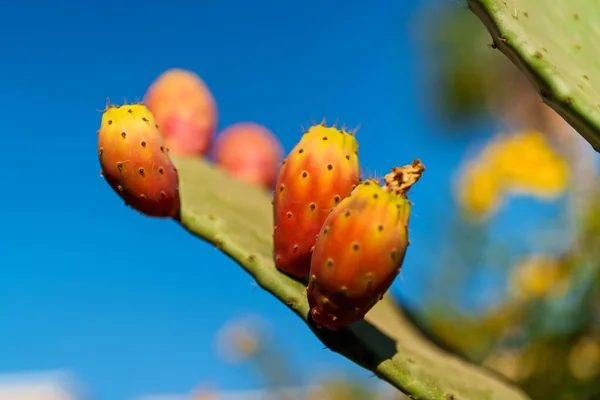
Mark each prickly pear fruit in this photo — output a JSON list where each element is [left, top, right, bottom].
[[307, 160, 425, 330], [213, 122, 284, 189], [144, 68, 217, 157], [97, 103, 180, 218], [273, 123, 361, 278]]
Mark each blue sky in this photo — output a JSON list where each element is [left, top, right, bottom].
[[0, 0, 570, 398]]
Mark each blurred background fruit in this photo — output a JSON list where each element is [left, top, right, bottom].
[[212, 122, 283, 189], [144, 68, 218, 157]]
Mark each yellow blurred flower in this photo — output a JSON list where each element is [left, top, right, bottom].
[[306, 382, 353, 400], [490, 131, 570, 198], [214, 314, 268, 364], [482, 349, 533, 381], [456, 130, 570, 220], [191, 388, 219, 400], [568, 336, 600, 381], [508, 254, 569, 301], [456, 161, 504, 220]]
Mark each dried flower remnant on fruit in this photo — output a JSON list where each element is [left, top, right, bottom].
[[382, 159, 426, 196]]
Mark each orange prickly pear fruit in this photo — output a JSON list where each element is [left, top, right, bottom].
[[273, 123, 361, 278], [97, 103, 180, 218], [144, 68, 218, 157], [307, 160, 425, 330], [213, 122, 284, 189]]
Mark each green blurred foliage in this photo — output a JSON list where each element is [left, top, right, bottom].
[[404, 4, 600, 400], [412, 4, 550, 133]]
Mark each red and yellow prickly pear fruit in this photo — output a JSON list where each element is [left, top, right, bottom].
[[97, 103, 180, 218], [307, 160, 425, 330], [213, 122, 284, 189], [273, 123, 361, 279], [144, 68, 217, 157]]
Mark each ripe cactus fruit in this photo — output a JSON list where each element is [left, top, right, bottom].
[[97, 103, 180, 218], [272, 123, 361, 278], [213, 122, 284, 189], [144, 68, 218, 157], [307, 160, 425, 330]]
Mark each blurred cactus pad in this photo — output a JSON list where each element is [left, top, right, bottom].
[[468, 0, 600, 151], [171, 155, 531, 400]]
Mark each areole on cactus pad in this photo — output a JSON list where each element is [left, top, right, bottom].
[[272, 123, 361, 278], [307, 160, 425, 330]]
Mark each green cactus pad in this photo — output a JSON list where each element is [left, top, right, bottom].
[[171, 155, 530, 400], [468, 0, 600, 151]]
